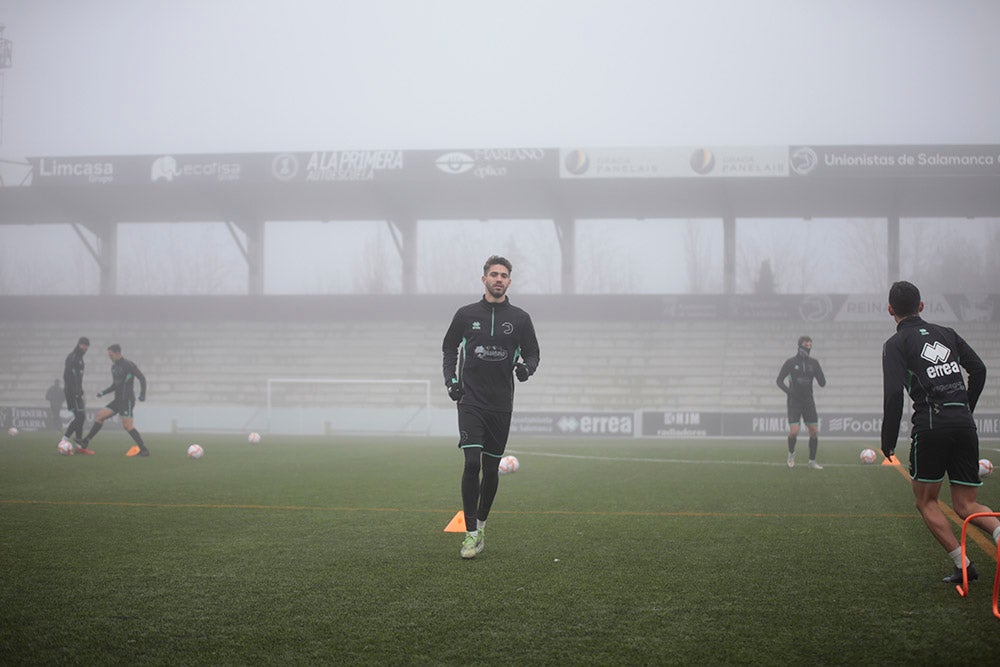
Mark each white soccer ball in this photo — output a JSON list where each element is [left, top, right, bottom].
[[860, 448, 878, 465], [8, 427, 18, 436], [58, 439, 74, 456], [499, 455, 520, 475], [979, 458, 993, 478], [187, 444, 205, 460], [248, 432, 261, 445]]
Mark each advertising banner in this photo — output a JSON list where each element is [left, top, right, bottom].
[[28, 150, 409, 186], [511, 411, 634, 437], [719, 412, 908, 439], [788, 144, 1000, 177], [0, 406, 104, 431], [28, 155, 149, 186], [404, 148, 557, 180], [640, 411, 723, 437], [560, 146, 788, 179], [832, 294, 999, 323], [268, 150, 406, 183]]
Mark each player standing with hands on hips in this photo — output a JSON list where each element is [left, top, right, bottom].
[[442, 256, 540, 559], [880, 281, 1000, 583], [776, 336, 826, 469]]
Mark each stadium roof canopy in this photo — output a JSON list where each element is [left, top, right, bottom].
[[2, 145, 998, 294]]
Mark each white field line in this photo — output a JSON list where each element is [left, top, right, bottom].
[[508, 450, 861, 468]]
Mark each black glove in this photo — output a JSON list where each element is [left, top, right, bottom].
[[138, 395, 146, 402], [96, 390, 104, 398], [446, 378, 463, 402], [881, 443, 894, 460], [514, 363, 530, 382]]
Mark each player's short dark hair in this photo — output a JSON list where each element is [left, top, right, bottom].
[[78, 337, 90, 346], [483, 255, 512, 276], [888, 281, 921, 317], [107, 343, 122, 354], [797, 336, 812, 347]]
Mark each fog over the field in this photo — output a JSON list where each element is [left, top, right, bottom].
[[1, 0, 999, 295]]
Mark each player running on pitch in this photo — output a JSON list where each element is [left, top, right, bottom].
[[76, 344, 149, 457], [442, 255, 540, 559], [880, 281, 1000, 583], [776, 335, 826, 469]]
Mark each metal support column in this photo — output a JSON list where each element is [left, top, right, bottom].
[[553, 215, 576, 294], [229, 219, 265, 295], [723, 214, 736, 294], [887, 213, 900, 286], [74, 221, 117, 295], [386, 218, 417, 294]]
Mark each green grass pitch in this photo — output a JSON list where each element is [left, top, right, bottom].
[[2, 431, 1000, 664]]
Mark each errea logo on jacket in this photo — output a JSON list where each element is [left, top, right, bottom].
[[921, 341, 960, 379]]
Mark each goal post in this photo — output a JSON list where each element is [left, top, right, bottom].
[[266, 378, 432, 435]]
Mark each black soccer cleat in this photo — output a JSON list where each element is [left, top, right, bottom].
[[138, 448, 150, 457], [943, 562, 978, 584]]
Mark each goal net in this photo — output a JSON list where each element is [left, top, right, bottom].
[[266, 378, 432, 435]]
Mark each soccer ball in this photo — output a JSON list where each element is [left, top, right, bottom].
[[979, 458, 993, 478], [8, 427, 18, 436], [860, 449, 878, 465], [248, 432, 261, 445], [499, 455, 520, 475], [187, 444, 205, 460], [58, 439, 74, 456]]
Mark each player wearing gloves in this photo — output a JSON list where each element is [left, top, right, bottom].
[[63, 337, 91, 452], [880, 281, 999, 583], [76, 344, 150, 457], [776, 336, 826, 469], [442, 255, 540, 559]]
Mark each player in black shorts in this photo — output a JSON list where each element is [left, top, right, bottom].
[[63, 337, 90, 451], [76, 344, 149, 457], [880, 281, 1000, 583], [442, 255, 540, 559], [776, 336, 826, 469]]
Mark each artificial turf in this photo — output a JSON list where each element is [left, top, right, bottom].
[[2, 432, 999, 664]]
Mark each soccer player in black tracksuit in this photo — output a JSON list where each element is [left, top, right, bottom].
[[880, 281, 1000, 583], [442, 255, 540, 559], [77, 344, 149, 457], [63, 337, 89, 448], [776, 335, 826, 469]]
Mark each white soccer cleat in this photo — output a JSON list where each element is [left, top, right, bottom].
[[808, 460, 823, 470], [787, 453, 795, 468], [460, 532, 479, 559]]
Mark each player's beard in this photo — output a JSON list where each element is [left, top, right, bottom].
[[489, 283, 508, 298]]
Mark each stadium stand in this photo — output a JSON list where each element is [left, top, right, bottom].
[[2, 299, 997, 416]]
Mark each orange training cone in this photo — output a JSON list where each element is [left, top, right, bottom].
[[443, 510, 466, 533], [882, 455, 901, 466]]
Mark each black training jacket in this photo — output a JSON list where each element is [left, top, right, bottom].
[[63, 348, 85, 396], [100, 358, 147, 402], [881, 316, 986, 451], [442, 297, 540, 412], [776, 352, 826, 401]]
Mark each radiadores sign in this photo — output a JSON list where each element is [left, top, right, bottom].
[[511, 412, 634, 437]]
